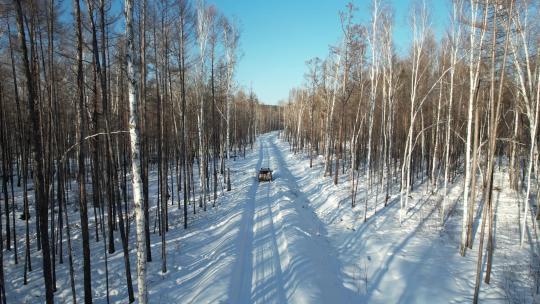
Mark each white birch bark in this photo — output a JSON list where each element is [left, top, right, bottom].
[[461, 0, 488, 255], [442, 0, 462, 222], [323, 51, 342, 176], [382, 14, 395, 204], [223, 19, 238, 160], [124, 0, 147, 302], [400, 0, 428, 223], [508, 3, 540, 246], [365, 0, 380, 215], [296, 90, 306, 151], [196, 0, 210, 207], [431, 77, 443, 192]]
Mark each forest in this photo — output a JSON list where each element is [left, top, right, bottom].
[[281, 0, 539, 302], [0, 0, 281, 302], [0, 0, 539, 303]]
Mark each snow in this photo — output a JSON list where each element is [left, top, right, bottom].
[[4, 131, 537, 303]]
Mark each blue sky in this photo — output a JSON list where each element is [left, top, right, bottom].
[[60, 0, 448, 105], [209, 0, 449, 105]]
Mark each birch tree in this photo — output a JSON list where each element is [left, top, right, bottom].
[[365, 0, 381, 216], [305, 57, 322, 168], [323, 48, 342, 177], [222, 17, 239, 161], [461, 0, 488, 256], [508, 0, 540, 247], [196, 0, 210, 210], [125, 0, 147, 301], [399, 0, 429, 223], [442, 0, 463, 222]]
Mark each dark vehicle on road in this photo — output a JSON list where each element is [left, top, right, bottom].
[[258, 168, 273, 182]]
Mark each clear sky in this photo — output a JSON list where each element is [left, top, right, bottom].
[[209, 0, 449, 105]]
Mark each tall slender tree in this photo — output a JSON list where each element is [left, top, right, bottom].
[[125, 0, 147, 301]]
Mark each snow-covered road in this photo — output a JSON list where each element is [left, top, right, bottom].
[[140, 132, 354, 304], [144, 131, 530, 303], [8, 131, 534, 303], [233, 136, 353, 303], [138, 132, 352, 304], [228, 134, 353, 303]]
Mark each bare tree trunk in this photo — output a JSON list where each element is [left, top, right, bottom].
[[400, 0, 428, 223], [366, 0, 380, 219], [323, 53, 342, 177], [442, 0, 462, 222], [125, 0, 148, 301], [139, 0, 152, 262], [467, 96, 480, 249], [0, 83, 7, 304], [430, 79, 443, 192], [74, 0, 93, 301], [14, 0, 54, 302], [509, 98, 520, 190], [177, 0, 190, 228], [461, 0, 488, 256], [473, 173, 490, 304]]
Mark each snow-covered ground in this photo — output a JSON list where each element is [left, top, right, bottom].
[[5, 131, 538, 303]]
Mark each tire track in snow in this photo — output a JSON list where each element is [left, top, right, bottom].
[[162, 144, 265, 303], [250, 139, 287, 303], [266, 133, 356, 303], [228, 139, 263, 303]]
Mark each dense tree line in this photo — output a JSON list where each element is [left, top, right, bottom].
[[282, 0, 538, 302], [0, 0, 280, 303]]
